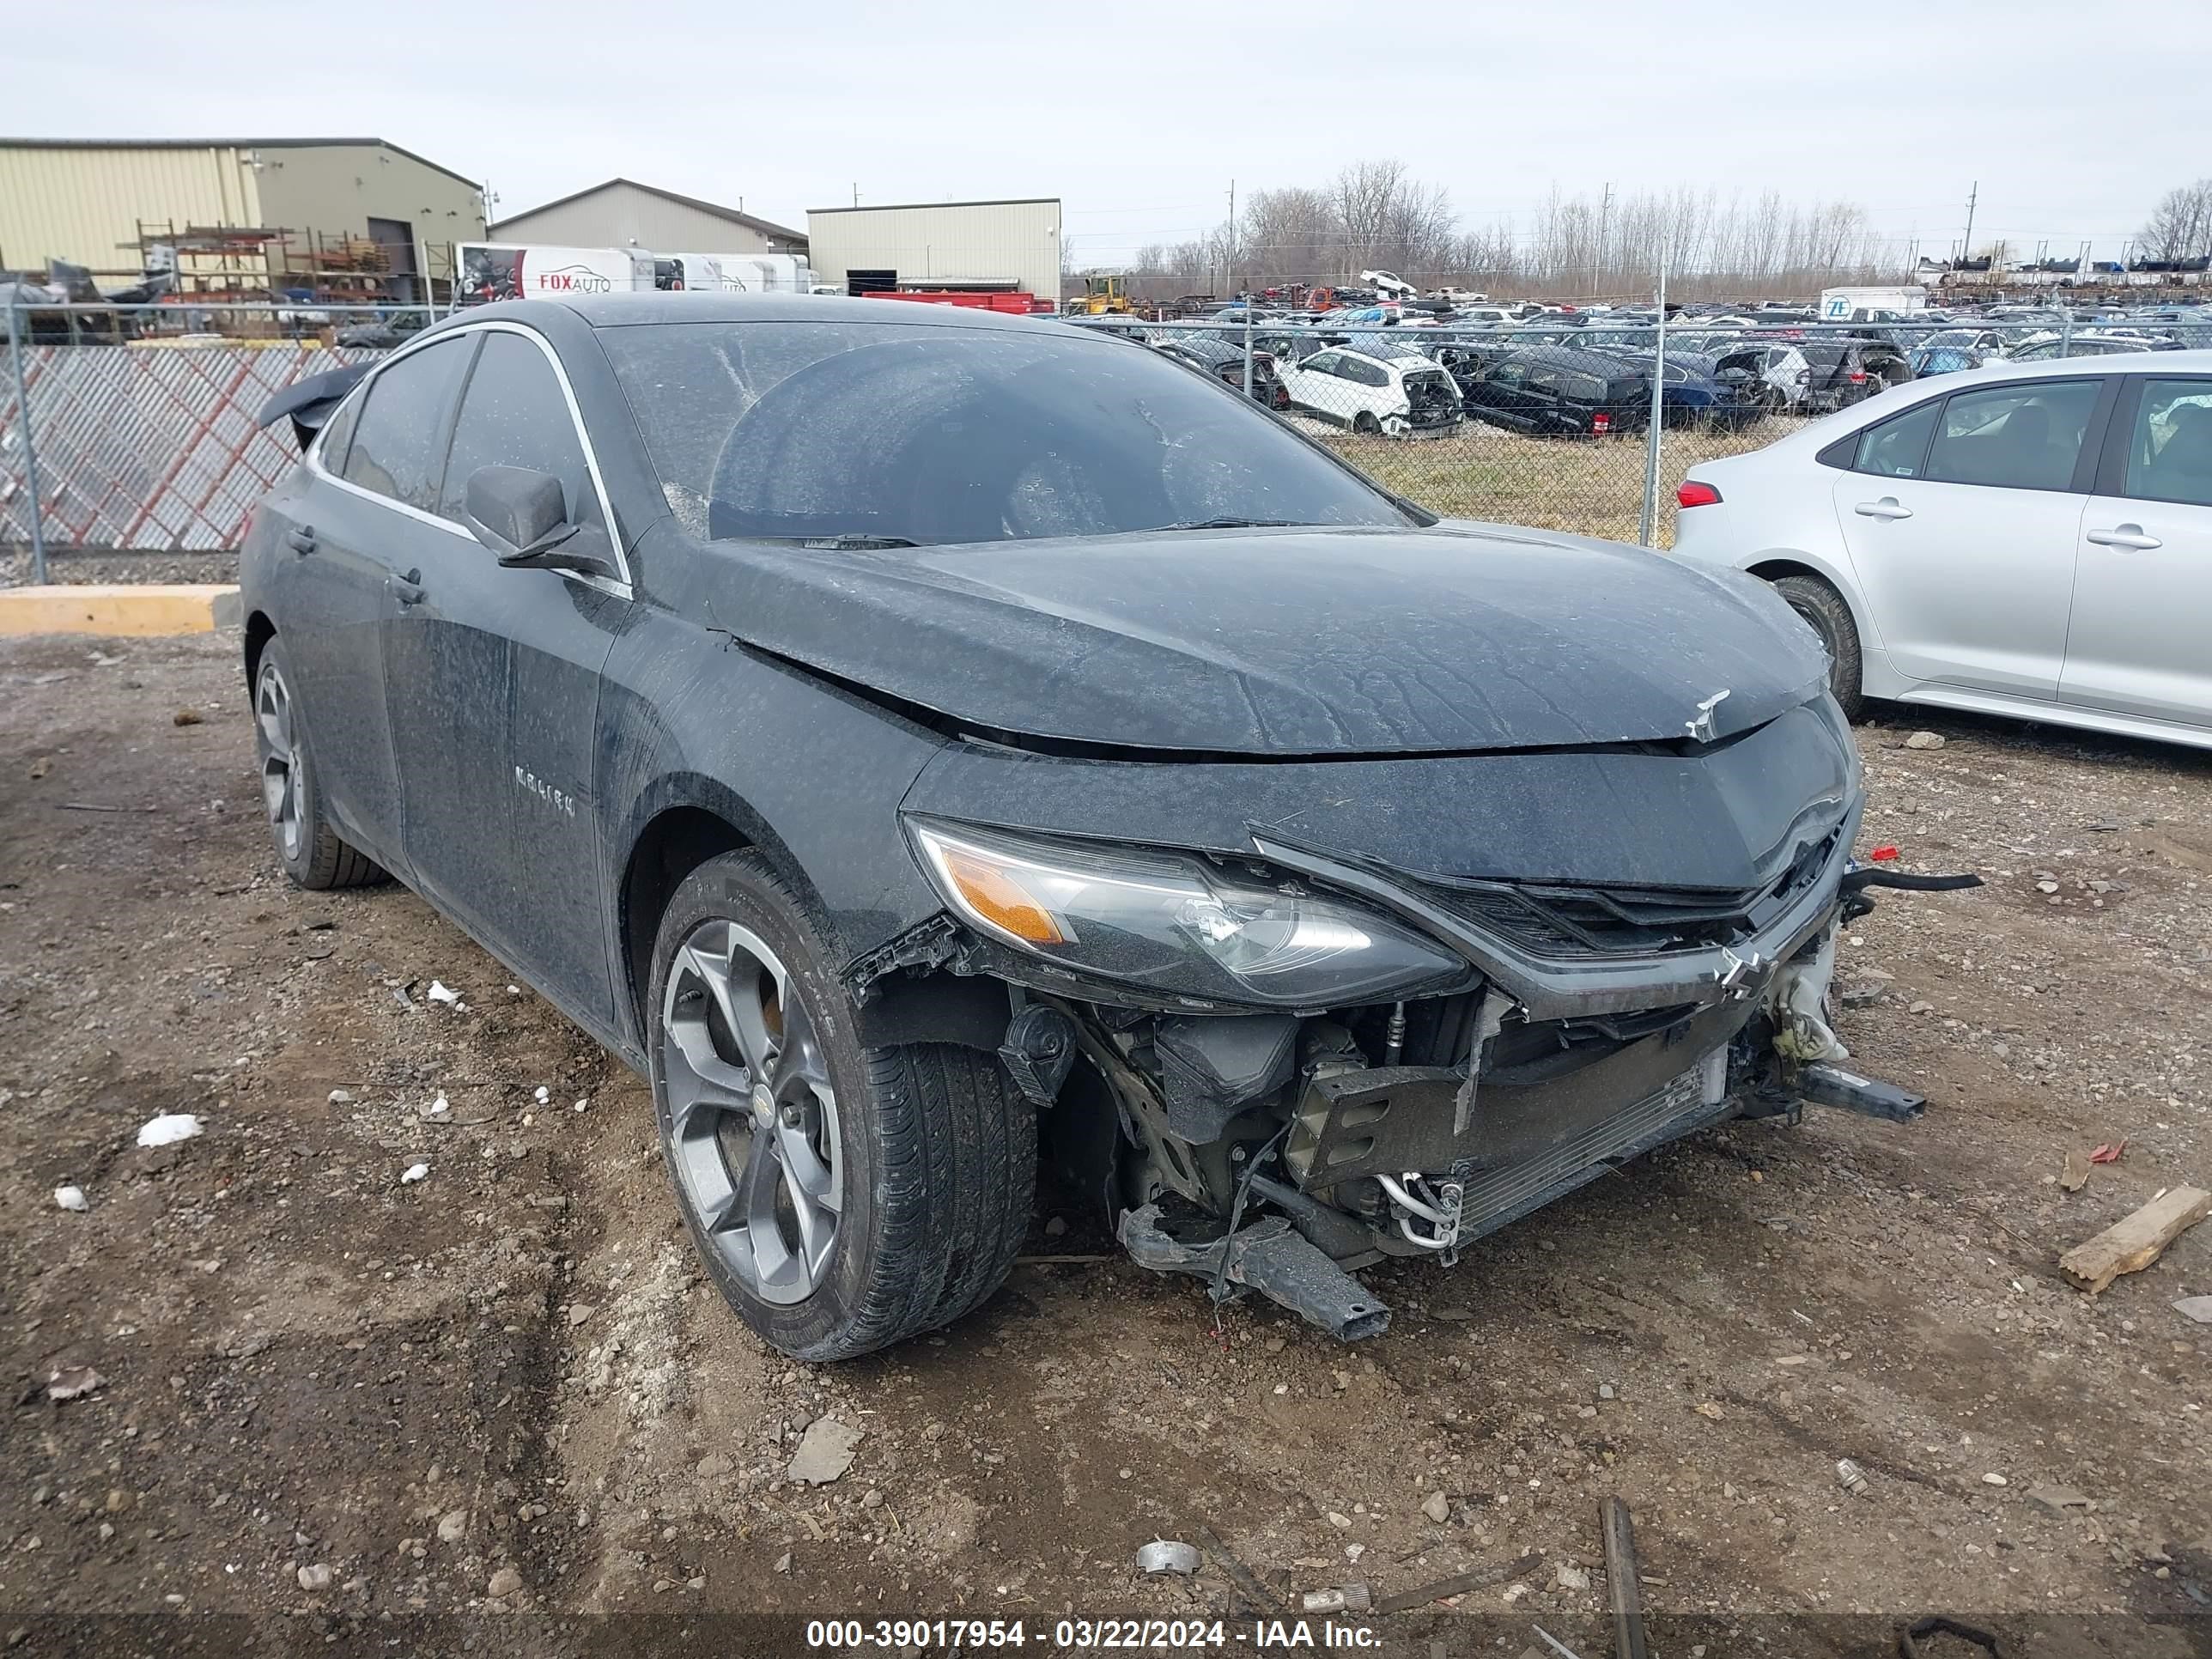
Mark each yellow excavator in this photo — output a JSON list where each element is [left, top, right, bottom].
[[1068, 274, 1137, 315]]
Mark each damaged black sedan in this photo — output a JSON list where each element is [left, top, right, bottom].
[[241, 295, 1938, 1361]]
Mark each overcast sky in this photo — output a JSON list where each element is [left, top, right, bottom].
[[15, 0, 2205, 266]]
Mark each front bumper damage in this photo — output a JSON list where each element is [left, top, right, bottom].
[[1109, 835, 1972, 1343], [876, 699, 1973, 1344]]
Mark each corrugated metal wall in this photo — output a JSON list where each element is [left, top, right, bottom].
[[490, 183, 793, 255], [805, 200, 1062, 300], [252, 145, 484, 265], [0, 145, 263, 277]]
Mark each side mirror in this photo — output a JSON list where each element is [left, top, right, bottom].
[[465, 465, 574, 560], [462, 465, 611, 577]]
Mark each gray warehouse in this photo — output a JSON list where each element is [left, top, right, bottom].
[[488, 178, 805, 257], [806, 198, 1061, 301]]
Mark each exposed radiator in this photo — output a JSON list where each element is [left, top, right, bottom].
[[1455, 1064, 1734, 1243]]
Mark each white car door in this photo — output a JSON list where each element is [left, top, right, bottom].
[[1281, 349, 1350, 423], [2059, 374, 2212, 727], [1829, 376, 2105, 699]]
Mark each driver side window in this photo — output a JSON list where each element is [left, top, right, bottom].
[[437, 331, 600, 533]]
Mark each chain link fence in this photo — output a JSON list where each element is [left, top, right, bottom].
[[1085, 312, 2181, 546], [4, 298, 2196, 579]]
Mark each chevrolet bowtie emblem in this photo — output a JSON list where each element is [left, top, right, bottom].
[[1686, 688, 1731, 743]]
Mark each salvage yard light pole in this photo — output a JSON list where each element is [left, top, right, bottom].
[[6, 293, 48, 585], [1638, 235, 1669, 549]]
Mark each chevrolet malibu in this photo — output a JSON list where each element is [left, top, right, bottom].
[[244, 294, 1895, 1360]]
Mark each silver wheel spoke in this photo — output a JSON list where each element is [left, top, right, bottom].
[[256, 666, 303, 858], [658, 917, 842, 1307]]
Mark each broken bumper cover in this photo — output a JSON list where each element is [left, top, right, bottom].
[[1254, 790, 1860, 1022]]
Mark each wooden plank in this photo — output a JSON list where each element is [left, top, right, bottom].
[[2059, 1186, 2212, 1293]]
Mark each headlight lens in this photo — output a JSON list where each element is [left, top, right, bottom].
[[909, 819, 1468, 1007]]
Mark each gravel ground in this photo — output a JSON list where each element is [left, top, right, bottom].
[[2, 632, 2209, 1657]]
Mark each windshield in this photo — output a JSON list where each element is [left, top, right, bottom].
[[599, 319, 1413, 546]]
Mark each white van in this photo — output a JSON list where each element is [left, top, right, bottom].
[[457, 243, 654, 302]]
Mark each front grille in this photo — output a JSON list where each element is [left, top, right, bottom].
[[1409, 827, 1841, 959]]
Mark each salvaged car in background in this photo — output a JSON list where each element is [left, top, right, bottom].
[[246, 295, 1952, 1360], [1275, 343, 1463, 435], [1437, 343, 1650, 438]]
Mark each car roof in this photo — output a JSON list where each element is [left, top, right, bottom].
[[463, 292, 1092, 335], [1917, 346, 2212, 386], [1498, 345, 1642, 374]]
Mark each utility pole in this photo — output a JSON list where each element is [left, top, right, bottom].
[[851, 183, 859, 208], [1594, 182, 1613, 298], [1961, 180, 1978, 267]]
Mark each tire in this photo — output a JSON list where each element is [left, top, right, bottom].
[[1771, 574, 1865, 721], [252, 640, 385, 890], [1352, 411, 1382, 436], [647, 851, 1036, 1361]]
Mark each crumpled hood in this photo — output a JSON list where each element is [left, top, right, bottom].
[[701, 523, 1828, 755]]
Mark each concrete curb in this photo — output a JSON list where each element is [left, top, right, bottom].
[[0, 584, 242, 637]]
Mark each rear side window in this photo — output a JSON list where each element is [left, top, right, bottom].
[[1853, 401, 1941, 477], [1340, 358, 1389, 387], [1304, 352, 1344, 377], [1923, 380, 2100, 491], [341, 337, 472, 514], [439, 331, 601, 527], [2123, 379, 2212, 508], [315, 387, 364, 475]]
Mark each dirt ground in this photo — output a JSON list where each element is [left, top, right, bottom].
[[3, 630, 2209, 1658]]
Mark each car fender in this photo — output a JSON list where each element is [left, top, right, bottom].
[[1740, 544, 1892, 665]]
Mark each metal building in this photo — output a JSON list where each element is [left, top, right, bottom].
[[805, 198, 1062, 301], [488, 179, 805, 257], [0, 137, 484, 294]]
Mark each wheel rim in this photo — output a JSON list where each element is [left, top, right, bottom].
[[659, 920, 842, 1306], [254, 660, 303, 860]]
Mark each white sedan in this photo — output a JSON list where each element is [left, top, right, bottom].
[[1672, 350, 2212, 749]]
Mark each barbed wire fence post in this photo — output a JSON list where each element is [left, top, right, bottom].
[[5, 289, 49, 584]]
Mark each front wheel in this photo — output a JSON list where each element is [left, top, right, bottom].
[[1771, 574, 1864, 720], [648, 852, 1036, 1360]]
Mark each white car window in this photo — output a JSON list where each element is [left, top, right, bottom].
[[1924, 380, 2101, 493], [2124, 380, 2212, 508], [1852, 400, 1941, 477]]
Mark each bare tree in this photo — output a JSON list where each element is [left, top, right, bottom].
[[2138, 178, 2212, 264]]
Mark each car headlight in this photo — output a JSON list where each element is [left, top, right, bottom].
[[908, 818, 1469, 1008]]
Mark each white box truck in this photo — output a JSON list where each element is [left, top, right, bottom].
[[459, 244, 817, 304], [1819, 285, 1929, 322], [458, 243, 654, 303]]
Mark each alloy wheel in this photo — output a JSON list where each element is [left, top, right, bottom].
[[659, 920, 842, 1305], [255, 660, 303, 860]]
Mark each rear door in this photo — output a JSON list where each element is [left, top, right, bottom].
[[276, 334, 476, 871], [2059, 374, 2212, 727], [386, 324, 629, 1022], [1469, 360, 1536, 430], [1830, 376, 2111, 698]]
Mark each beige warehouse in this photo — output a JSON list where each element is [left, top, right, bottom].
[[0, 137, 483, 292], [806, 198, 1061, 301], [489, 179, 805, 257]]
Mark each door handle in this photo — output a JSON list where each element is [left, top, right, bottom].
[[388, 569, 426, 606], [286, 525, 317, 555], [1854, 498, 1914, 520], [2085, 525, 2162, 551]]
